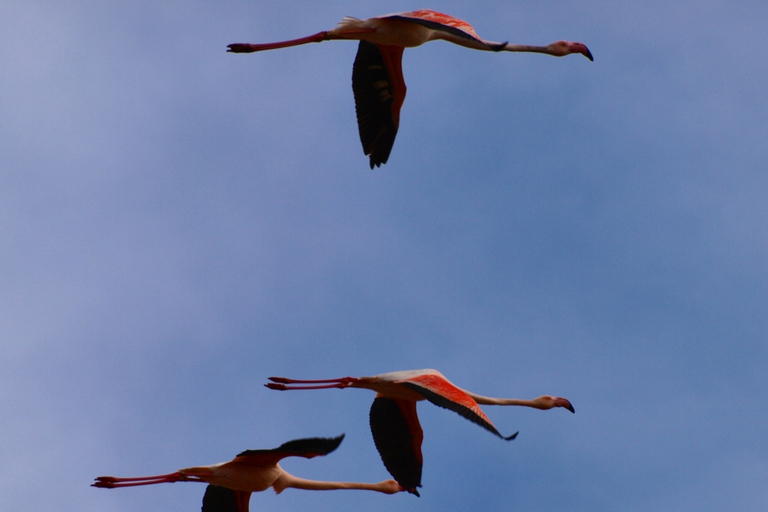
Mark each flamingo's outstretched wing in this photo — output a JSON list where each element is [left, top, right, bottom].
[[400, 374, 518, 440], [352, 41, 406, 169], [202, 485, 251, 512], [384, 10, 502, 49], [235, 435, 344, 465], [369, 396, 423, 496]]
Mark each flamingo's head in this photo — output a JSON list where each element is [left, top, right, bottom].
[[547, 40, 593, 61], [380, 480, 408, 495], [536, 395, 576, 413]]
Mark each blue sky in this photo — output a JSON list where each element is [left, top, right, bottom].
[[2, 1, 766, 511]]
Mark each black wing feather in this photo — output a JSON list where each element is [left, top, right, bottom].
[[237, 435, 344, 458], [202, 485, 238, 512], [369, 397, 422, 496], [352, 41, 398, 169]]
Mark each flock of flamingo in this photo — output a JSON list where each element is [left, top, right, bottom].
[[93, 9, 590, 512], [94, 369, 574, 510]]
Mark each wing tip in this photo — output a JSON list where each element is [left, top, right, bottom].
[[504, 431, 519, 441], [236, 434, 345, 459]]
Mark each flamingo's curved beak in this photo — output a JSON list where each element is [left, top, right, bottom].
[[554, 397, 576, 413], [570, 42, 593, 61]]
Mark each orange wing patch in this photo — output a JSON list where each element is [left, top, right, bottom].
[[403, 374, 499, 433], [392, 10, 483, 41]]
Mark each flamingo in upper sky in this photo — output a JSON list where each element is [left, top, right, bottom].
[[92, 435, 402, 512], [266, 369, 574, 496], [227, 9, 593, 169]]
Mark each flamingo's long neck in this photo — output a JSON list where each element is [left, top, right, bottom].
[[463, 391, 549, 409], [273, 472, 397, 494], [500, 41, 593, 61], [500, 43, 553, 55], [486, 397, 545, 408]]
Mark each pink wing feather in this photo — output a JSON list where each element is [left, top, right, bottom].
[[384, 10, 486, 44], [399, 373, 516, 439]]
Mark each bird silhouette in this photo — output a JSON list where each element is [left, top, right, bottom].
[[228, 9, 593, 168], [266, 369, 574, 495], [92, 434, 402, 511]]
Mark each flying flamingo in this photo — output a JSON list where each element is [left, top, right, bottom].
[[92, 435, 402, 512], [227, 9, 593, 169], [266, 369, 574, 495]]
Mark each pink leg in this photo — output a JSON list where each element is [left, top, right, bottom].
[[92, 472, 204, 488], [227, 32, 329, 53], [227, 28, 382, 53], [266, 376, 357, 390]]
